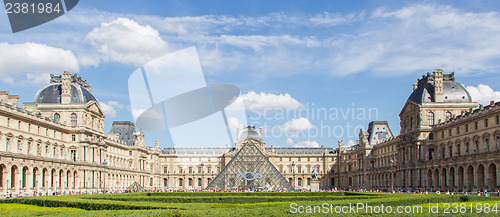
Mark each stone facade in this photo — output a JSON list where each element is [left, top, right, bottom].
[[0, 72, 333, 197], [331, 70, 500, 193], [2, 70, 498, 197]]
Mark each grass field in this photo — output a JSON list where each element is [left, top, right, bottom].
[[1, 192, 499, 216]]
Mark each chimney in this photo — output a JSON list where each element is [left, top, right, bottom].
[[433, 69, 444, 102], [61, 71, 71, 104]]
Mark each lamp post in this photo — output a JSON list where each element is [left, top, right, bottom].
[[390, 159, 394, 192], [292, 161, 296, 190], [103, 160, 107, 192], [200, 162, 204, 189]]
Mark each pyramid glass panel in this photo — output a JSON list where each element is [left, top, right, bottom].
[[207, 139, 293, 191]]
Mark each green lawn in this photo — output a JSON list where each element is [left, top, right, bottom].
[[0, 192, 499, 216]]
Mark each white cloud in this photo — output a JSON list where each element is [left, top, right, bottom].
[[328, 4, 500, 76], [4, 4, 500, 82], [286, 138, 320, 148], [281, 117, 315, 138], [131, 108, 146, 120], [0, 42, 79, 84], [99, 101, 125, 118], [152, 5, 500, 77], [228, 117, 244, 132], [99, 102, 116, 118], [466, 84, 500, 105], [230, 91, 303, 114], [85, 17, 168, 66], [346, 140, 355, 147]]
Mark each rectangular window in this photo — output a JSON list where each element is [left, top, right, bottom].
[[378, 133, 387, 139], [70, 150, 76, 161], [497, 115, 500, 125], [465, 124, 469, 132], [485, 118, 489, 127], [475, 121, 478, 130], [129, 151, 132, 156], [457, 127, 460, 135], [449, 129, 452, 137]]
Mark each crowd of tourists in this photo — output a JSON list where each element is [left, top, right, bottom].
[[4, 187, 500, 198]]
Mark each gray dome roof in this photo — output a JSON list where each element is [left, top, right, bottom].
[[34, 83, 97, 104], [408, 80, 471, 104], [238, 126, 262, 141]]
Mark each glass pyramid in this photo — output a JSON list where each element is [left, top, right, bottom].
[[207, 139, 293, 191]]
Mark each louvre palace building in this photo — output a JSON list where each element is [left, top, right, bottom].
[[0, 69, 499, 197]]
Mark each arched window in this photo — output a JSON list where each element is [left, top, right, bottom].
[[54, 113, 60, 123], [445, 111, 452, 121], [70, 113, 77, 127], [427, 112, 435, 125]]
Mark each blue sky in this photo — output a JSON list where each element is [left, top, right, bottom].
[[1, 1, 500, 149]]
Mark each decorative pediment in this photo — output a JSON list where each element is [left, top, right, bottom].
[[86, 101, 104, 117], [483, 132, 490, 138], [399, 101, 420, 117], [473, 135, 480, 141]]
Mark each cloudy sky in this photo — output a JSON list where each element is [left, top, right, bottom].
[[1, 0, 500, 148]]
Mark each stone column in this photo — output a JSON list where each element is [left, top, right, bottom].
[[473, 165, 479, 191], [497, 165, 500, 190], [26, 170, 32, 195], [2, 168, 7, 196]]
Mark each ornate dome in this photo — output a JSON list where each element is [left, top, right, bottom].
[[407, 71, 471, 104], [34, 73, 97, 104], [238, 126, 262, 141]]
